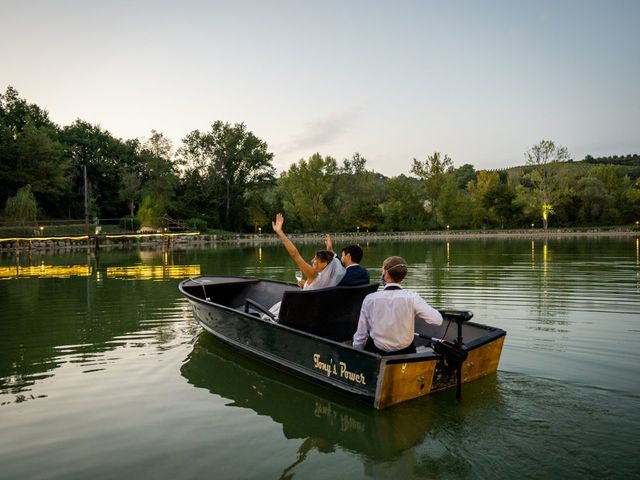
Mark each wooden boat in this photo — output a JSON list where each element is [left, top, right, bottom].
[[179, 275, 506, 409]]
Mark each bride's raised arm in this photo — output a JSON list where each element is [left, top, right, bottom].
[[272, 213, 317, 281]]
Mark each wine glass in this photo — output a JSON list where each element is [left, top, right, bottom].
[[295, 271, 303, 283]]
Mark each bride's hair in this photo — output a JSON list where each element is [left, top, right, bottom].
[[306, 251, 345, 290], [314, 250, 335, 264]]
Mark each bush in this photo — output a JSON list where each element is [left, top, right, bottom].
[[5, 185, 37, 225], [120, 216, 141, 232], [188, 218, 208, 232]]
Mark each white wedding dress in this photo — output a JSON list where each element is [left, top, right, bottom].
[[266, 255, 346, 320]]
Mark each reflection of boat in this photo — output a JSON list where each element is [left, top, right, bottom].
[[181, 333, 434, 461], [179, 276, 506, 409]]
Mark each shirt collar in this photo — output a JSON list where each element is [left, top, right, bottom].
[[383, 283, 402, 290]]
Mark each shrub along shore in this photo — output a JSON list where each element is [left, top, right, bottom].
[[0, 226, 638, 254]]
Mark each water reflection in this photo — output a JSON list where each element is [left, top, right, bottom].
[[181, 333, 503, 477], [531, 240, 535, 270], [530, 239, 564, 331], [446, 241, 450, 270], [106, 264, 200, 280], [0, 250, 201, 281], [0, 262, 92, 279], [181, 334, 430, 470], [2, 238, 638, 478], [0, 263, 194, 398]]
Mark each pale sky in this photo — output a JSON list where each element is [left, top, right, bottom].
[[2, 0, 639, 176]]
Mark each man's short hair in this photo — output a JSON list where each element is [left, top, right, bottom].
[[383, 256, 408, 283], [341, 244, 363, 263]]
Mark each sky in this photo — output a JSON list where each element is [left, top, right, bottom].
[[2, 0, 639, 176]]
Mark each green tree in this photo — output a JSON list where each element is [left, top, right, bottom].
[[453, 163, 477, 191], [588, 164, 632, 223], [119, 171, 142, 218], [411, 152, 453, 227], [11, 124, 70, 215], [244, 183, 276, 233], [4, 184, 38, 225], [0, 86, 70, 217], [174, 167, 219, 227], [436, 175, 473, 228], [60, 120, 139, 219], [523, 140, 571, 229], [467, 170, 501, 227], [576, 177, 615, 225], [0, 86, 55, 157], [178, 122, 275, 231], [545, 163, 586, 227], [137, 194, 166, 229], [138, 130, 178, 217], [379, 175, 426, 231], [329, 153, 385, 231], [629, 179, 640, 225], [483, 182, 519, 228], [277, 153, 337, 231]]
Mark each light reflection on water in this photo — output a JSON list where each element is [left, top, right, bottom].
[[0, 236, 639, 478], [0, 263, 92, 279]]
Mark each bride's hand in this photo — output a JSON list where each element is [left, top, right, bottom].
[[272, 213, 284, 234]]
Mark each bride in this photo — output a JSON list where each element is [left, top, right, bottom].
[[271, 212, 345, 290], [265, 213, 345, 320]]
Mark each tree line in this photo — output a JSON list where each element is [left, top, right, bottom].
[[1, 86, 639, 233]]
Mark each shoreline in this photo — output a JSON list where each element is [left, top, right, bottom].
[[0, 227, 638, 254]]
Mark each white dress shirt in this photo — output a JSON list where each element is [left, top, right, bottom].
[[353, 284, 443, 352]]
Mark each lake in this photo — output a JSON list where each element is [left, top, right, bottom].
[[1, 236, 639, 479]]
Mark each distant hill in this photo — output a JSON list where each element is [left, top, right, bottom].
[[580, 154, 640, 166], [498, 154, 640, 181]]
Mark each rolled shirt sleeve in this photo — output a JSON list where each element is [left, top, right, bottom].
[[413, 294, 443, 326]]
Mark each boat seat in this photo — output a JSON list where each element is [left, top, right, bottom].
[[277, 283, 379, 342], [204, 279, 261, 307]]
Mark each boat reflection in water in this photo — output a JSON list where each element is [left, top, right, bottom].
[[181, 333, 502, 477]]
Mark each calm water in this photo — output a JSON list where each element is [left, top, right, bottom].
[[1, 237, 639, 479]]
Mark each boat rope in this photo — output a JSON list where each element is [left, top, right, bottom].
[[189, 277, 210, 301]]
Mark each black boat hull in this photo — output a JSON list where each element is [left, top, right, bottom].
[[180, 276, 506, 409]]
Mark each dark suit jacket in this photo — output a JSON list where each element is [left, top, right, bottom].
[[338, 264, 370, 286]]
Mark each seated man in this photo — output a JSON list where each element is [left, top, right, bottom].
[[324, 235, 370, 286], [352, 256, 443, 355], [338, 244, 370, 286]]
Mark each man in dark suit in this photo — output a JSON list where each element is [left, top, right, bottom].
[[337, 244, 370, 286], [324, 235, 370, 286]]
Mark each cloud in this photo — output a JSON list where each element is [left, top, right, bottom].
[[274, 106, 364, 158]]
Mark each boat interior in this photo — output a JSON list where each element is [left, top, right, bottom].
[[181, 276, 378, 342], [181, 276, 501, 349]]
